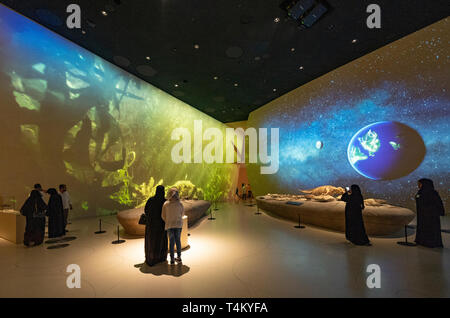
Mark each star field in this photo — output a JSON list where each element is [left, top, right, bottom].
[[248, 18, 449, 211]]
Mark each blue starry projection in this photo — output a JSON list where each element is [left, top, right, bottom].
[[247, 18, 449, 210]]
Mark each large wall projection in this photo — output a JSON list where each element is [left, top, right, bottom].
[[247, 18, 449, 211], [0, 5, 237, 217]]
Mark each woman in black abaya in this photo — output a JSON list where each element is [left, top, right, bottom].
[[20, 190, 47, 246], [341, 184, 371, 246], [46, 188, 65, 238], [144, 185, 168, 266], [415, 178, 444, 248]]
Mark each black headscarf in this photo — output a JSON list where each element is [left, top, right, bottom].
[[47, 187, 62, 210], [417, 178, 445, 216], [350, 184, 361, 195], [154, 185, 165, 200], [418, 178, 435, 194], [351, 184, 363, 198], [20, 190, 47, 217], [349, 184, 364, 209], [47, 188, 58, 195], [144, 185, 166, 224], [30, 189, 42, 200]]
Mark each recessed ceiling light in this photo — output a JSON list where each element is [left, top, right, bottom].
[[81, 30, 86, 34], [172, 90, 185, 97], [274, 17, 280, 23], [299, 66, 304, 70], [174, 84, 179, 87], [226, 46, 244, 58], [136, 65, 157, 77], [234, 83, 238, 87], [352, 39, 358, 43], [291, 48, 295, 52], [194, 44, 200, 49], [273, 88, 277, 92], [101, 10, 108, 16], [145, 56, 150, 60], [213, 76, 219, 80], [113, 55, 131, 67]]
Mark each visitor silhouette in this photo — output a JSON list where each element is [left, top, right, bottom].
[[414, 178, 444, 248], [341, 185, 371, 246]]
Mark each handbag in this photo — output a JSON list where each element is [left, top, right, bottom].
[[138, 213, 147, 225], [33, 202, 46, 218]]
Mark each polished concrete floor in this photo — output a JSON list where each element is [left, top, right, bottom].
[[0, 202, 449, 297]]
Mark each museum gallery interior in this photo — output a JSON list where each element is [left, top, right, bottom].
[[0, 0, 449, 299]]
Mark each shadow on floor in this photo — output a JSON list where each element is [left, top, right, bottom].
[[45, 236, 77, 244], [119, 230, 143, 240], [184, 214, 209, 231], [47, 243, 70, 249], [377, 226, 415, 239], [134, 261, 190, 277]]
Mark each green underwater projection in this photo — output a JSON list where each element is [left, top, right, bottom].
[[0, 4, 237, 217]]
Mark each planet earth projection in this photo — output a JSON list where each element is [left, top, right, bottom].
[[347, 121, 426, 180]]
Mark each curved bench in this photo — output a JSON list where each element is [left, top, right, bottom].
[[256, 196, 415, 236], [117, 200, 211, 236]]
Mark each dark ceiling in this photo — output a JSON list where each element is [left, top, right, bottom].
[[1, 0, 448, 123]]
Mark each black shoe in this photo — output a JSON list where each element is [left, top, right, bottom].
[[170, 259, 175, 265], [175, 257, 182, 263]]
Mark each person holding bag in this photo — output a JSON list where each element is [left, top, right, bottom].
[[144, 185, 167, 266], [20, 189, 47, 246]]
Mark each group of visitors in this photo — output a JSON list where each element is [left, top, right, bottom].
[[144, 186, 185, 266], [342, 178, 445, 248], [143, 178, 445, 269], [20, 183, 72, 246], [235, 183, 253, 201], [18, 177, 444, 255]]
